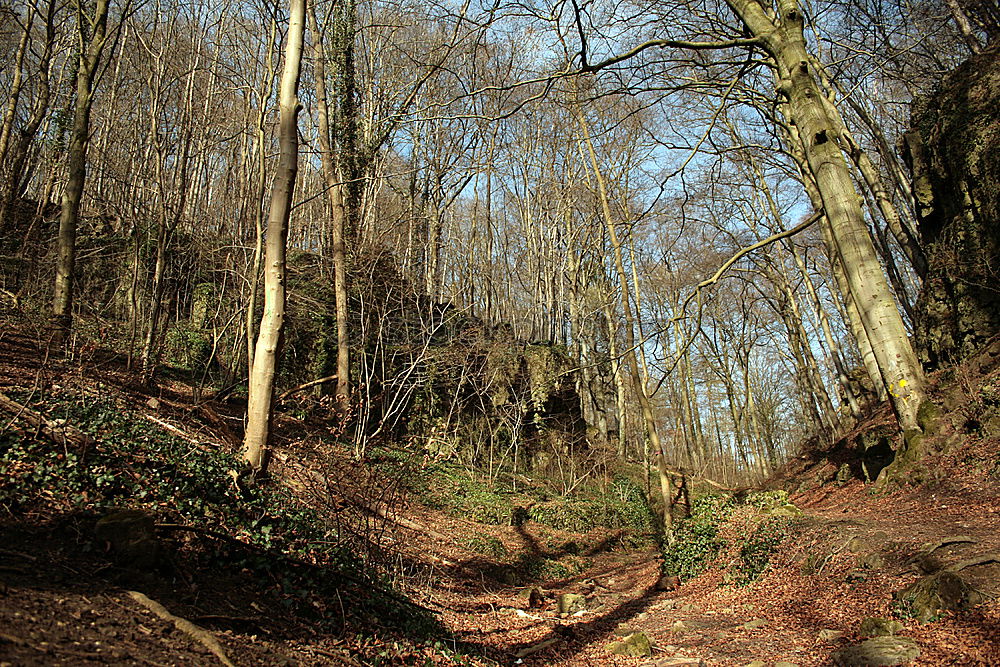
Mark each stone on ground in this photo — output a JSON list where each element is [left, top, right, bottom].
[[833, 636, 920, 666]]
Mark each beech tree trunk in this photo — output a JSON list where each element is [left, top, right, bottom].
[[243, 0, 306, 473], [726, 0, 928, 435]]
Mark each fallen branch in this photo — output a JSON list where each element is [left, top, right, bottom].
[[0, 391, 94, 450], [127, 591, 235, 667], [513, 637, 562, 659], [277, 375, 338, 402], [144, 414, 209, 446]]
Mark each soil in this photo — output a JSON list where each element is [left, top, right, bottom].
[[2, 322, 1000, 665]]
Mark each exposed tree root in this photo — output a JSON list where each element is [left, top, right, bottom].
[[946, 553, 1000, 573], [127, 591, 236, 667]]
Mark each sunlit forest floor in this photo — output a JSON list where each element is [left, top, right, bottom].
[[2, 318, 999, 665]]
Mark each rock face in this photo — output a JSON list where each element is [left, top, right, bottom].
[[907, 47, 1000, 369]]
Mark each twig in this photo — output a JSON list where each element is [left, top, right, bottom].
[[155, 523, 252, 550], [127, 591, 236, 667]]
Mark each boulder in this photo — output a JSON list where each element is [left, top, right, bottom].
[[895, 570, 984, 622]]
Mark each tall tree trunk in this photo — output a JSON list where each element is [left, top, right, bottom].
[[308, 0, 351, 413], [575, 103, 674, 542], [243, 0, 306, 474], [52, 0, 112, 343]]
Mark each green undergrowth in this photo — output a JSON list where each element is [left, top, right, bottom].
[[662, 490, 797, 584], [0, 387, 444, 640]]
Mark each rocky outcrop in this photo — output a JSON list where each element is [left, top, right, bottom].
[[907, 47, 1000, 369]]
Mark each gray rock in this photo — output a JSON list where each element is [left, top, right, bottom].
[[833, 636, 920, 666]]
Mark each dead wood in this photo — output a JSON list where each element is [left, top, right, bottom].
[[513, 637, 562, 659]]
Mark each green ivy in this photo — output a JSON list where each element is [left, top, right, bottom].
[[734, 517, 791, 585], [661, 494, 734, 580]]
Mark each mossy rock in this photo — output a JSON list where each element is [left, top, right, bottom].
[[833, 636, 920, 666], [860, 617, 904, 637], [768, 503, 802, 517], [895, 571, 984, 622], [835, 463, 853, 485], [606, 632, 652, 657]]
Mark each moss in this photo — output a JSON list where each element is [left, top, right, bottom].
[[917, 400, 942, 435]]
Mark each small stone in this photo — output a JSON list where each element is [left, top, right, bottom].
[[614, 622, 635, 636], [742, 618, 767, 630], [774, 662, 799, 667], [605, 631, 652, 657], [146, 397, 160, 410], [860, 617, 904, 637], [653, 658, 703, 666], [557, 593, 586, 615], [833, 636, 920, 666], [679, 603, 699, 612], [818, 628, 846, 642], [744, 661, 767, 667], [671, 620, 687, 632], [845, 569, 868, 583]]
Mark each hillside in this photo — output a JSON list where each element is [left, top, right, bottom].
[[2, 317, 999, 666]]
